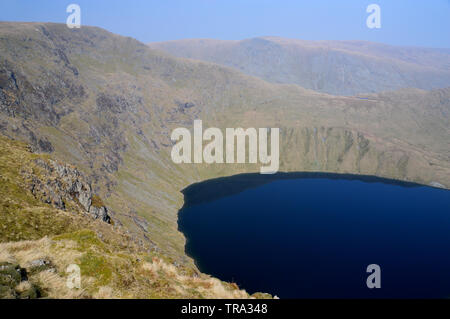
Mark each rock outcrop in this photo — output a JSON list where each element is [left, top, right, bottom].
[[26, 159, 111, 223]]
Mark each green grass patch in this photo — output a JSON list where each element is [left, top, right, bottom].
[[53, 229, 106, 251], [79, 251, 113, 286]]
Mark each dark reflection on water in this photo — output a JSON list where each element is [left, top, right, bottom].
[[178, 173, 450, 298]]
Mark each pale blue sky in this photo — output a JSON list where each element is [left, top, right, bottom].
[[1, 0, 449, 48]]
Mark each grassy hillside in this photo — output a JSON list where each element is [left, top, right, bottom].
[[0, 135, 75, 242], [0, 22, 449, 298], [0, 134, 268, 298]]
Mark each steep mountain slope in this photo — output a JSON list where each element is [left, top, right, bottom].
[[149, 37, 450, 95], [0, 22, 449, 297], [0, 135, 266, 299]]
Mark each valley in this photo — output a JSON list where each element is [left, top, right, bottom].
[[0, 21, 449, 298]]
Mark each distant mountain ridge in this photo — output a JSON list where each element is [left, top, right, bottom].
[[149, 37, 450, 95]]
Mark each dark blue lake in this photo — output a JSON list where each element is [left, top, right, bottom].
[[178, 173, 450, 298]]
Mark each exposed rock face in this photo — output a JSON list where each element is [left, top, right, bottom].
[[27, 159, 111, 223], [89, 206, 110, 223]]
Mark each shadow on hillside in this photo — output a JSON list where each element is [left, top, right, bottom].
[[181, 172, 422, 208]]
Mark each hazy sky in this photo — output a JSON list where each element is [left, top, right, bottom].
[[1, 0, 449, 48]]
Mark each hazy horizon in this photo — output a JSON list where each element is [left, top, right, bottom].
[[1, 0, 449, 48]]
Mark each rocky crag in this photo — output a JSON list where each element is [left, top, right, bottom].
[[27, 158, 110, 223]]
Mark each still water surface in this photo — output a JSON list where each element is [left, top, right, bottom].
[[178, 173, 450, 298]]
